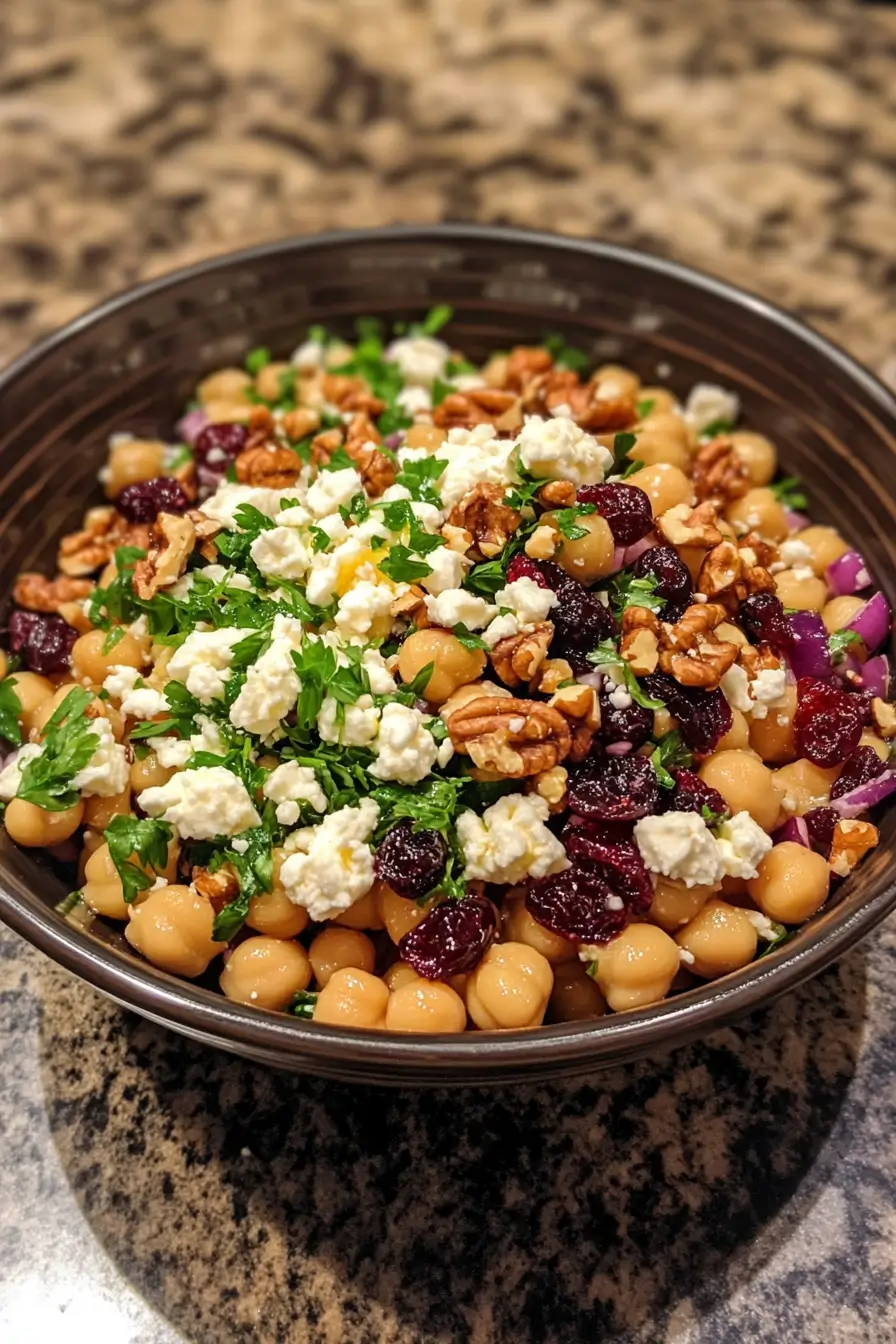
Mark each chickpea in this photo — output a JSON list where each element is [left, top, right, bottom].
[[385, 979, 467, 1033], [774, 568, 828, 613], [675, 900, 758, 978], [71, 629, 145, 684], [246, 886, 309, 939], [104, 439, 167, 498], [822, 595, 866, 636], [502, 892, 576, 964], [219, 936, 311, 1010], [33, 683, 125, 742], [649, 877, 717, 933], [717, 708, 751, 752], [465, 942, 553, 1030], [8, 672, 55, 735], [130, 750, 174, 793], [309, 926, 376, 988], [747, 842, 831, 923], [0, 650, 7, 680], [748, 684, 798, 764], [627, 413, 691, 471], [80, 844, 128, 918], [699, 749, 781, 831], [624, 463, 693, 515], [678, 544, 706, 584], [860, 729, 889, 763], [4, 798, 84, 847], [313, 967, 390, 1029], [333, 885, 385, 930], [383, 962, 421, 992], [543, 510, 616, 585], [404, 424, 446, 452], [397, 628, 485, 705], [715, 621, 748, 649], [125, 884, 225, 977], [84, 786, 132, 831], [200, 399, 251, 425], [197, 368, 253, 406], [797, 525, 849, 578], [636, 386, 679, 418], [725, 487, 789, 543], [593, 924, 680, 1012], [773, 759, 839, 815], [729, 431, 778, 486], [376, 881, 433, 944], [547, 958, 607, 1023], [254, 361, 292, 402]]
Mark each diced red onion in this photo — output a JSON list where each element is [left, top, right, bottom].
[[785, 509, 809, 532], [845, 591, 891, 654], [575, 671, 604, 690], [605, 741, 633, 756], [611, 545, 625, 572], [830, 771, 896, 818], [384, 431, 406, 450], [773, 816, 811, 847], [859, 654, 890, 699], [176, 408, 209, 445], [621, 533, 658, 566], [787, 611, 832, 679], [827, 549, 872, 596]]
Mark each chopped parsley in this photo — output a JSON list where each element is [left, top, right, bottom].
[[0, 678, 23, 746], [291, 989, 319, 1019], [16, 687, 98, 811], [245, 346, 271, 375], [552, 503, 597, 541], [649, 730, 692, 789], [105, 815, 174, 904], [544, 333, 590, 375], [636, 398, 656, 419], [699, 416, 734, 439], [587, 642, 666, 710], [211, 827, 276, 941], [611, 431, 638, 472], [770, 476, 807, 511], [610, 571, 665, 617], [452, 624, 488, 651], [394, 455, 447, 506], [828, 628, 863, 665]]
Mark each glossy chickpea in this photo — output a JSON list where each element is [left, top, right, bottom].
[[649, 877, 718, 933], [773, 759, 839, 815], [678, 544, 706, 584], [9, 672, 55, 735], [821, 595, 866, 636], [502, 892, 576, 964], [397, 628, 486, 705], [313, 968, 390, 1029], [219, 936, 312, 1010], [747, 842, 831, 923], [83, 786, 132, 831], [699, 749, 781, 831], [246, 886, 309, 939], [592, 924, 680, 1012], [404, 424, 446, 452], [675, 900, 758, 978], [725, 487, 789, 542], [254, 361, 292, 402], [129, 750, 175, 793], [547, 958, 607, 1023], [81, 842, 128, 919], [859, 729, 889, 763], [748, 685, 798, 764], [729, 431, 777, 486], [385, 979, 467, 1033], [797, 525, 849, 578], [465, 942, 553, 1030], [623, 463, 693, 515], [125, 884, 225, 977], [715, 621, 748, 649], [309, 927, 376, 988], [627, 413, 691, 471], [636, 386, 679, 417], [717, 708, 751, 752], [333, 885, 385, 930], [71, 629, 145, 684], [104, 439, 167, 498], [542, 509, 616, 585], [4, 798, 84, 848], [197, 368, 253, 406], [376, 881, 434, 945], [774, 568, 828, 613], [383, 962, 422, 992]]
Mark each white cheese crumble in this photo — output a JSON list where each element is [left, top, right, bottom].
[[385, 334, 450, 387], [368, 703, 440, 784], [334, 581, 396, 643], [153, 717, 226, 770], [290, 338, 326, 371], [360, 647, 396, 695], [250, 527, 314, 582], [262, 762, 327, 826], [70, 717, 130, 798], [494, 576, 558, 628], [683, 383, 740, 436], [102, 665, 170, 720], [634, 812, 724, 888], [418, 545, 468, 595], [457, 793, 568, 886], [306, 466, 364, 519], [278, 798, 380, 922], [396, 385, 433, 417], [714, 811, 773, 880], [200, 484, 285, 531], [317, 694, 381, 747], [139, 766, 261, 839], [228, 614, 303, 739], [424, 588, 497, 630], [0, 744, 43, 802], [516, 414, 613, 486], [779, 537, 813, 568], [168, 627, 245, 704], [481, 613, 521, 648], [416, 424, 518, 510], [720, 664, 789, 720]]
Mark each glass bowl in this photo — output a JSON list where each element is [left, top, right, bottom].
[[1, 225, 894, 1085]]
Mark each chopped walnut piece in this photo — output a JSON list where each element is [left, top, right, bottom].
[[235, 444, 301, 489], [521, 368, 580, 415], [505, 346, 554, 392], [391, 586, 429, 628], [489, 622, 553, 688], [448, 695, 572, 777], [13, 573, 93, 614], [447, 483, 521, 560], [530, 765, 568, 811], [549, 683, 600, 761], [309, 427, 345, 466], [737, 641, 781, 678], [432, 389, 520, 432], [574, 366, 640, 432], [439, 680, 512, 724], [322, 373, 386, 417], [531, 657, 573, 695], [620, 608, 661, 676], [192, 865, 239, 909], [282, 406, 322, 441], [657, 601, 739, 690], [691, 436, 751, 505], [829, 819, 880, 878], [697, 538, 777, 611], [871, 698, 896, 740], [172, 458, 198, 502], [525, 524, 559, 560], [441, 524, 473, 554], [133, 513, 196, 600], [344, 436, 396, 496], [537, 480, 576, 509], [655, 501, 724, 549], [57, 508, 150, 577]]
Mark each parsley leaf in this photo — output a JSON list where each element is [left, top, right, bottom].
[[309, 525, 331, 553], [770, 476, 808, 511], [395, 455, 447, 506], [610, 570, 665, 617], [553, 503, 596, 541], [0, 678, 23, 746], [371, 775, 466, 838], [452, 624, 488, 651], [611, 431, 638, 472], [378, 546, 434, 584], [700, 416, 734, 439], [291, 989, 319, 1019], [649, 730, 692, 789], [377, 405, 413, 437], [105, 815, 174, 904], [636, 397, 656, 419], [87, 546, 146, 630], [828, 628, 863, 665], [211, 827, 275, 940], [701, 803, 730, 827], [420, 304, 454, 335], [321, 445, 357, 472], [16, 687, 98, 811], [587, 641, 666, 710], [245, 347, 271, 375], [398, 661, 435, 700], [756, 923, 792, 958], [544, 333, 590, 375]]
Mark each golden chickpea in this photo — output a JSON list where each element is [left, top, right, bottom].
[[624, 463, 693, 515], [729, 431, 778, 486], [747, 842, 831, 923], [129, 750, 175, 793], [397, 628, 486, 705], [725, 487, 789, 542], [821, 595, 866, 636], [8, 672, 54, 735], [219, 936, 312, 1010], [717, 708, 751, 752], [125, 884, 225, 977], [83, 786, 132, 831], [547, 958, 607, 1023], [81, 879, 129, 920], [104, 439, 167, 498], [502, 892, 576, 964], [628, 413, 691, 471], [313, 968, 390, 1029], [593, 924, 680, 1012], [246, 886, 309, 939], [376, 881, 434, 944], [197, 367, 253, 406], [333, 885, 385, 930], [254, 361, 292, 402], [715, 621, 748, 649], [201, 399, 251, 425], [649, 877, 717, 933], [383, 962, 421, 992], [675, 900, 758, 978], [385, 979, 467, 1033], [748, 684, 798, 764], [71, 629, 145, 684], [774, 569, 828, 613], [678, 545, 706, 583], [860, 729, 889, 763], [404, 424, 446, 452], [0, 650, 7, 680], [543, 510, 616, 585], [5, 798, 84, 847], [309, 927, 376, 988], [699, 749, 781, 831], [636, 386, 679, 417], [465, 942, 553, 1030], [797, 525, 849, 578], [772, 759, 839, 815]]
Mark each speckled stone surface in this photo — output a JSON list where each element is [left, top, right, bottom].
[[2, 1, 896, 1341]]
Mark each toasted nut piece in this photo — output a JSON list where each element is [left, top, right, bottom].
[[432, 389, 519, 431], [322, 373, 386, 416], [448, 695, 572, 777], [620, 627, 659, 676], [549, 683, 600, 761], [309, 427, 345, 465], [235, 445, 301, 489], [691, 436, 751, 505], [447, 483, 521, 560], [489, 622, 553, 688], [441, 524, 474, 554], [439, 680, 512, 723], [537, 480, 576, 509], [655, 501, 723, 549], [133, 513, 196, 599], [505, 347, 554, 391], [525, 524, 559, 560], [13, 573, 93, 613], [192, 865, 239, 909], [57, 508, 150, 578], [391, 585, 429, 628], [657, 601, 738, 690], [282, 406, 322, 441], [344, 437, 395, 496], [697, 538, 777, 611], [532, 657, 574, 695], [531, 765, 568, 811], [871, 698, 896, 740], [829, 819, 879, 878], [737, 641, 781, 678]]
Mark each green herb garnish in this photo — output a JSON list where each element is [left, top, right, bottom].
[[105, 816, 174, 904]]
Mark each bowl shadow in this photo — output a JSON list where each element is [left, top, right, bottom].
[[38, 948, 866, 1344]]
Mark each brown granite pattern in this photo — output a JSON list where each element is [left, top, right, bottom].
[[3, 1, 896, 1341]]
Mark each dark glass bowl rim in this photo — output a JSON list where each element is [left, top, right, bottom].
[[2, 222, 895, 1080]]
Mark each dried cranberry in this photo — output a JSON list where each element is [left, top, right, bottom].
[[116, 476, 190, 523], [374, 819, 447, 902], [804, 806, 838, 857], [642, 672, 733, 757], [505, 554, 549, 588], [567, 753, 660, 822], [794, 677, 868, 768], [738, 592, 793, 653], [576, 483, 653, 546], [193, 422, 248, 468], [399, 895, 498, 980], [632, 546, 692, 612], [8, 609, 77, 675], [563, 820, 653, 912], [598, 694, 653, 750], [527, 865, 628, 944], [830, 745, 886, 801], [663, 767, 728, 819], [544, 569, 617, 672]]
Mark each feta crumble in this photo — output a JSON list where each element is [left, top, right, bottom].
[[262, 762, 327, 826], [516, 415, 613, 486], [139, 766, 261, 839], [279, 799, 380, 921], [457, 793, 568, 885]]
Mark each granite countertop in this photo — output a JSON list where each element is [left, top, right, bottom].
[[3, 2, 896, 1341]]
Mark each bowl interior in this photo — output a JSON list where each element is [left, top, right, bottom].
[[1, 226, 895, 1083]]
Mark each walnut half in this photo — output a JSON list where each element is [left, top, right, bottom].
[[448, 695, 571, 777], [829, 820, 879, 878], [447, 483, 521, 560], [489, 622, 553, 688], [134, 513, 196, 600], [13, 573, 93, 613]]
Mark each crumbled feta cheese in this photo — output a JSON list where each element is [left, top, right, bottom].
[[0, 744, 43, 802], [262, 762, 327, 826], [386, 334, 450, 387], [744, 909, 781, 941], [279, 798, 380, 921], [305, 533, 378, 607], [229, 614, 304, 739], [360, 647, 396, 695], [791, 566, 815, 582], [103, 665, 170, 720], [168, 627, 244, 704], [457, 793, 568, 885], [516, 415, 613, 486], [608, 684, 633, 710], [369, 702, 439, 784], [69, 717, 130, 798], [199, 564, 254, 592], [250, 526, 314, 581], [290, 338, 326, 371], [494, 576, 558, 628], [317, 694, 381, 747], [714, 811, 773, 880], [426, 424, 518, 510], [139, 766, 261, 839], [684, 383, 740, 436], [152, 717, 225, 770], [396, 385, 433, 416], [231, 837, 250, 856], [424, 588, 497, 630], [779, 537, 813, 568], [200, 484, 284, 531], [410, 500, 445, 532], [634, 812, 725, 887], [749, 667, 789, 720], [481, 613, 521, 648], [419, 545, 468, 595], [334, 581, 396, 643], [306, 466, 364, 519], [720, 664, 753, 715]]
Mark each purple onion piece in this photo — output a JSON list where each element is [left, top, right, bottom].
[[826, 549, 872, 596], [604, 741, 633, 756], [621, 533, 658, 566], [611, 545, 625, 572], [859, 654, 891, 699], [787, 611, 832, 680], [772, 816, 811, 848], [785, 509, 810, 531], [176, 407, 209, 445], [575, 671, 603, 690], [845, 591, 892, 655], [830, 770, 896, 818], [383, 431, 406, 451]]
